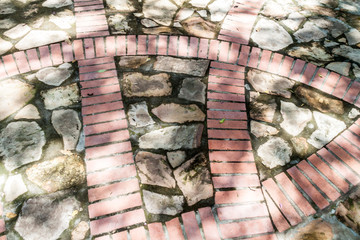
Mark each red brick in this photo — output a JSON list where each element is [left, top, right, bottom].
[[208, 83, 245, 94], [209, 151, 254, 162], [182, 211, 202, 240], [218, 41, 230, 62], [92, 38, 104, 58], [188, 37, 199, 58], [344, 81, 360, 104], [2, 54, 19, 76], [262, 178, 302, 226], [148, 222, 166, 240], [213, 175, 260, 188], [86, 152, 134, 172], [90, 209, 145, 235], [211, 162, 257, 174], [0, 61, 6, 79], [198, 207, 221, 240], [83, 110, 125, 125], [81, 82, 120, 96], [336, 136, 360, 162], [75, 9, 105, 17], [85, 129, 130, 147], [198, 38, 209, 59], [79, 56, 113, 66], [268, 53, 283, 75], [275, 172, 315, 216], [88, 178, 140, 202], [94, 236, 111, 240], [215, 188, 263, 205], [263, 191, 290, 232], [105, 36, 116, 57], [258, 50, 272, 71], [178, 36, 189, 57], [76, 24, 108, 33], [210, 61, 245, 72], [157, 35, 168, 55], [311, 68, 328, 90], [327, 140, 360, 173], [86, 141, 132, 159], [50, 44, 63, 65], [238, 45, 250, 66], [207, 110, 247, 120], [207, 119, 247, 129], [148, 35, 157, 55], [116, 36, 126, 56], [77, 31, 109, 39], [208, 101, 246, 111], [278, 56, 294, 78], [287, 166, 329, 209], [218, 203, 268, 220], [76, 15, 107, 25], [84, 38, 95, 59], [208, 129, 249, 139], [127, 35, 136, 55], [129, 227, 147, 240], [26, 49, 41, 70], [208, 76, 244, 86], [88, 193, 142, 218], [135, 35, 146, 55], [209, 140, 251, 150], [84, 119, 128, 136], [82, 92, 121, 106], [166, 218, 185, 240], [247, 47, 261, 68], [73, 40, 84, 60], [300, 63, 317, 85], [228, 43, 240, 64], [207, 92, 245, 102], [322, 71, 340, 94], [289, 59, 305, 81], [39, 46, 52, 67], [75, 4, 104, 11], [79, 62, 116, 74], [111, 231, 127, 240], [14, 51, 30, 73], [61, 42, 74, 62], [87, 164, 136, 186], [219, 218, 273, 239], [168, 36, 178, 56], [208, 40, 220, 60], [82, 101, 123, 115]]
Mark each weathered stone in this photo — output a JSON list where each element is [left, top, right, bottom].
[[258, 137, 292, 169], [14, 104, 40, 120], [139, 124, 203, 150], [49, 9, 75, 29], [154, 56, 209, 77], [42, 0, 72, 8], [189, 0, 211, 8], [41, 83, 80, 110], [4, 174, 27, 202], [280, 101, 312, 136], [175, 8, 194, 22], [324, 39, 339, 47], [109, 14, 132, 33], [152, 103, 205, 123], [348, 108, 360, 119], [15, 30, 69, 50], [197, 10, 207, 18], [127, 101, 155, 127], [76, 130, 85, 153], [105, 0, 136, 11], [261, 0, 290, 19], [4, 24, 31, 39], [0, 19, 17, 29], [281, 12, 305, 31], [0, 121, 45, 171], [52, 109, 82, 151], [289, 42, 334, 63], [143, 0, 178, 26], [345, 28, 360, 46], [326, 62, 351, 76], [181, 16, 217, 39], [294, 22, 327, 42], [135, 151, 176, 188], [339, 0, 360, 15], [293, 219, 333, 240], [15, 195, 80, 240], [308, 111, 346, 149], [178, 78, 206, 104], [142, 26, 181, 35], [0, 37, 12, 55], [122, 72, 172, 97], [247, 69, 295, 98], [141, 18, 159, 27], [208, 0, 233, 22], [291, 137, 312, 157], [26, 154, 85, 193], [36, 63, 73, 86], [250, 99, 277, 123], [333, 45, 360, 64], [0, 0, 16, 15], [250, 121, 279, 138], [119, 56, 149, 68], [295, 86, 344, 115], [251, 18, 293, 51], [311, 17, 348, 38], [167, 151, 186, 168], [30, 17, 45, 29], [71, 221, 89, 240], [303, 5, 337, 17], [143, 190, 184, 215], [174, 153, 213, 206], [354, 64, 360, 78]]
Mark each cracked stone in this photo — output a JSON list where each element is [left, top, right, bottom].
[[250, 95, 277, 123], [4, 24, 30, 39], [49, 9, 75, 29], [154, 56, 209, 77], [258, 137, 292, 169], [280, 101, 312, 136], [143, 190, 184, 216], [152, 103, 205, 123], [141, 18, 159, 27]]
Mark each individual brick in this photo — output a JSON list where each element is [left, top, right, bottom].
[[137, 35, 147, 55], [79, 62, 116, 74], [165, 218, 185, 240], [209, 140, 251, 150], [126, 35, 136, 55], [278, 56, 294, 78], [83, 109, 125, 125], [50, 44, 63, 65], [208, 76, 244, 86], [80, 70, 118, 81], [322, 71, 340, 94], [39, 46, 52, 67], [82, 101, 124, 115], [61, 42, 74, 62], [178, 36, 189, 57], [84, 119, 128, 136], [116, 36, 126, 56], [86, 164, 136, 186], [77, 31, 110, 39], [105, 36, 116, 57], [85, 152, 134, 173], [247, 47, 261, 68], [182, 211, 202, 240], [75, 4, 104, 12], [310, 68, 328, 90], [198, 208, 221, 240], [210, 61, 245, 72], [219, 218, 273, 239], [198, 38, 209, 59], [85, 141, 132, 159], [217, 203, 268, 220], [208, 83, 245, 94], [211, 162, 257, 174], [228, 42, 240, 63], [207, 110, 247, 120], [148, 35, 157, 55], [14, 51, 30, 73], [218, 41, 230, 62], [207, 92, 245, 102], [343, 81, 360, 104], [82, 92, 121, 105], [168, 36, 178, 56], [209, 151, 254, 162], [208, 40, 220, 60], [263, 190, 290, 232], [84, 38, 95, 59], [334, 136, 360, 164], [148, 222, 166, 240], [188, 37, 199, 58], [2, 54, 19, 76], [213, 175, 260, 188], [157, 35, 168, 55], [300, 63, 317, 85], [85, 129, 130, 147], [0, 219, 5, 233], [268, 53, 283, 75], [208, 129, 249, 139], [111, 231, 127, 240], [215, 188, 263, 204], [73, 39, 85, 60], [289, 59, 306, 81], [129, 227, 147, 240], [207, 101, 245, 111], [26, 48, 42, 70], [258, 50, 272, 71]]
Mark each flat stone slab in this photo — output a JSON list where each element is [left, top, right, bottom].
[[208, 0, 233, 22], [181, 16, 217, 39], [153, 56, 210, 77], [49, 10, 75, 29], [41, 83, 80, 110], [135, 151, 176, 188], [14, 104, 41, 120], [122, 72, 172, 97], [345, 28, 360, 45], [178, 78, 206, 104], [119, 56, 149, 68], [280, 101, 312, 136], [15, 30, 69, 50], [152, 103, 205, 123], [258, 137, 292, 169], [167, 151, 186, 168], [143, 190, 184, 215], [294, 22, 327, 42], [250, 96, 277, 123], [333, 45, 360, 64], [0, 121, 45, 171], [4, 24, 31, 39], [0, 37, 12, 55], [289, 42, 334, 62], [139, 124, 203, 150], [281, 12, 305, 31], [4, 174, 27, 202], [36, 63, 73, 86], [250, 120, 279, 138], [127, 101, 155, 127], [42, 0, 72, 8], [174, 153, 213, 206], [326, 62, 351, 76], [143, 0, 178, 26]]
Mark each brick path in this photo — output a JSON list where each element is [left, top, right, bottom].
[[1, 0, 360, 239]]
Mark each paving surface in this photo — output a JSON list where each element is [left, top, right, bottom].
[[1, 0, 360, 239]]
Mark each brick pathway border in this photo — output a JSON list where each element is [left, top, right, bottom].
[[0, 0, 360, 239]]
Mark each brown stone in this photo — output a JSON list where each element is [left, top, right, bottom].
[[250, 100, 277, 123], [293, 219, 333, 240], [153, 56, 209, 77], [152, 103, 205, 123], [142, 26, 181, 35], [291, 137, 312, 157], [336, 188, 360, 233], [119, 56, 150, 68], [181, 16, 217, 39], [295, 86, 344, 115]]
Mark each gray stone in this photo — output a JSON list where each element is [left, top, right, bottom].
[[71, 221, 89, 240], [41, 83, 80, 110], [119, 56, 149, 68], [181, 16, 217, 39], [258, 137, 292, 169], [52, 109, 81, 151], [345, 29, 360, 46], [251, 18, 293, 51], [4, 174, 27, 202], [0, 121, 45, 171], [167, 151, 186, 168], [4, 24, 31, 39], [143, 190, 184, 216], [76, 130, 85, 153], [127, 101, 155, 127], [294, 22, 327, 42], [247, 69, 295, 98], [326, 62, 351, 76], [178, 78, 206, 104], [135, 151, 176, 188], [261, 0, 290, 19], [14, 104, 41, 120], [106, 0, 136, 11], [289, 43, 334, 63], [250, 99, 277, 123], [339, 0, 360, 15], [15, 30, 69, 50], [0, 19, 17, 29], [152, 103, 205, 123], [139, 124, 203, 150], [42, 0, 72, 8], [0, 0, 16, 15], [109, 14, 132, 33], [174, 153, 213, 206], [36, 63, 73, 86], [0, 37, 13, 56], [26, 154, 85, 193], [348, 108, 360, 119], [208, 0, 233, 22], [189, 0, 211, 8], [333, 46, 360, 64], [15, 195, 80, 240], [49, 9, 75, 29], [122, 72, 172, 97], [280, 101, 312, 136], [141, 18, 159, 27], [354, 64, 360, 78], [324, 39, 340, 47], [281, 12, 305, 31], [250, 121, 279, 138], [308, 111, 346, 149], [154, 56, 210, 77], [143, 0, 178, 26], [175, 8, 194, 22], [310, 17, 348, 38]]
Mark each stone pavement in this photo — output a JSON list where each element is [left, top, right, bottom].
[[0, 0, 360, 239]]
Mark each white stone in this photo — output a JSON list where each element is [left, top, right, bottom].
[[143, 190, 184, 215], [36, 63, 73, 86], [251, 18, 293, 51], [345, 28, 360, 46], [258, 137, 292, 169], [0, 37, 13, 55], [127, 101, 155, 127], [280, 101, 312, 136], [208, 0, 233, 22], [167, 151, 186, 168], [250, 121, 279, 138], [30, 17, 44, 29], [140, 18, 159, 27], [4, 174, 27, 202], [49, 10, 75, 29], [189, 0, 211, 8], [294, 21, 327, 42], [308, 111, 346, 149], [76, 130, 85, 153], [348, 108, 360, 119], [281, 12, 305, 31], [4, 24, 31, 39], [105, 0, 136, 11], [326, 62, 351, 76], [14, 104, 40, 120], [143, 0, 178, 26], [42, 0, 72, 8], [41, 83, 80, 110], [197, 10, 207, 18], [15, 30, 69, 50], [175, 8, 194, 22]]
